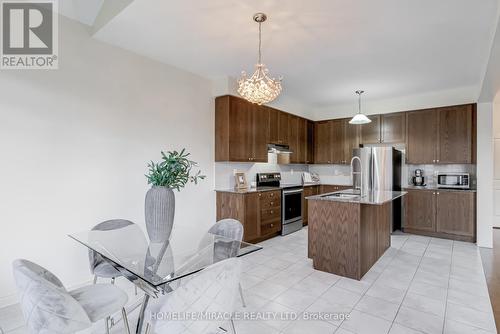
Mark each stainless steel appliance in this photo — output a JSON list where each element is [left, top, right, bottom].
[[437, 173, 470, 189], [281, 186, 303, 235], [412, 169, 426, 186], [255, 172, 303, 236], [352, 147, 403, 231], [256, 172, 281, 187]]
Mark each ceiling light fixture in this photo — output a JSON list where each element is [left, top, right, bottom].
[[237, 13, 282, 105], [349, 90, 372, 125]]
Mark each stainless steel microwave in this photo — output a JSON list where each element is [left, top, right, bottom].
[[437, 173, 470, 189]]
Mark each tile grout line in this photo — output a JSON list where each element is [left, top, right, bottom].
[[440, 240, 454, 334], [386, 236, 431, 334]]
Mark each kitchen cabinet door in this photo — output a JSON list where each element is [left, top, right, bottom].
[[330, 120, 344, 164], [278, 112, 290, 145], [381, 112, 406, 144], [404, 189, 436, 232], [343, 118, 360, 165], [314, 121, 332, 163], [288, 116, 300, 163], [438, 105, 473, 164], [268, 107, 279, 144], [297, 118, 308, 164], [360, 115, 381, 144], [244, 193, 261, 242], [228, 97, 254, 162], [252, 104, 270, 162], [406, 109, 438, 164], [306, 121, 315, 164], [303, 186, 319, 225], [436, 191, 476, 238]]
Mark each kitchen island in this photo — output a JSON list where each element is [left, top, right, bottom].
[[307, 190, 406, 280]]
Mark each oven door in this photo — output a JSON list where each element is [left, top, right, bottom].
[[282, 188, 303, 224]]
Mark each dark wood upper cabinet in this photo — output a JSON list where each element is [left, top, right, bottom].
[[297, 118, 308, 164], [406, 109, 438, 164], [227, 97, 253, 162], [314, 121, 332, 164], [381, 112, 406, 144], [268, 107, 280, 144], [438, 105, 473, 164], [360, 115, 381, 144], [331, 120, 345, 164], [306, 121, 315, 164], [278, 112, 289, 145], [252, 104, 271, 162], [436, 191, 476, 238], [288, 115, 299, 163], [342, 119, 360, 164], [216, 95, 269, 162], [404, 189, 436, 232], [406, 105, 475, 164]]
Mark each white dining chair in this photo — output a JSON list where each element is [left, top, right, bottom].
[[144, 258, 242, 334], [12, 259, 130, 334]]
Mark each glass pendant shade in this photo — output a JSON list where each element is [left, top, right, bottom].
[[238, 13, 282, 105], [349, 113, 372, 124], [349, 90, 371, 125]]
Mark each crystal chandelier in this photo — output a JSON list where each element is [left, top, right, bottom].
[[238, 13, 282, 105], [349, 90, 372, 125]]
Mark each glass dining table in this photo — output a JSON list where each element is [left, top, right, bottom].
[[69, 224, 262, 333]]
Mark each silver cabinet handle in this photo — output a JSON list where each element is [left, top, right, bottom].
[[436, 192, 440, 195], [436, 159, 439, 163], [270, 224, 274, 227]]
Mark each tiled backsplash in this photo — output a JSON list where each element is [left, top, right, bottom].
[[215, 150, 477, 189], [214, 161, 308, 189]]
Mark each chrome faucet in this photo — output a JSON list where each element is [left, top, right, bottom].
[[350, 156, 364, 197]]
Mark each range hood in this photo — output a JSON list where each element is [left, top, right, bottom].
[[268, 144, 292, 164], [268, 143, 293, 154]]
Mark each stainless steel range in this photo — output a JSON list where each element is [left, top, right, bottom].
[[256, 173, 303, 236]]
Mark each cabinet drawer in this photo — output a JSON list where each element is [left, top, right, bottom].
[[261, 207, 281, 222], [259, 191, 281, 201], [260, 197, 281, 209], [261, 220, 281, 236]]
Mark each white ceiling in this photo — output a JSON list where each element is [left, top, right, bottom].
[[80, 0, 499, 109]]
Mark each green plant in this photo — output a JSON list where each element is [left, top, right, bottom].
[[146, 149, 206, 190]]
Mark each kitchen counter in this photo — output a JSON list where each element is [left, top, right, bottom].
[[403, 186, 476, 192], [215, 183, 330, 194], [306, 190, 406, 205], [308, 190, 405, 280]]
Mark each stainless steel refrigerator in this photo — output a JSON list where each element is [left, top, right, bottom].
[[352, 147, 402, 231]]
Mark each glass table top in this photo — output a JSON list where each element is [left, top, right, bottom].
[[69, 224, 262, 288]]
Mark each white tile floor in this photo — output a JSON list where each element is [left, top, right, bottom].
[[0, 227, 497, 334]]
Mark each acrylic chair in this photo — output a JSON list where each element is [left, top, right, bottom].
[[144, 258, 242, 334], [208, 219, 247, 308], [12, 259, 130, 334]]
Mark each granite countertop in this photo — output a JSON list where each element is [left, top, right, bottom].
[[306, 190, 407, 205], [403, 186, 477, 192]]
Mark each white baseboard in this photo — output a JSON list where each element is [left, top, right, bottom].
[[0, 279, 93, 309]]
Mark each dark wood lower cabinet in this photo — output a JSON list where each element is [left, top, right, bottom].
[[303, 185, 320, 225], [216, 190, 281, 243], [403, 188, 476, 242], [436, 191, 476, 238], [320, 184, 352, 194]]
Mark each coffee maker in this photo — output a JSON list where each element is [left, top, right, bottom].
[[412, 169, 426, 186]]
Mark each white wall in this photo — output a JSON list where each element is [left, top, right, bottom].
[[477, 103, 494, 248], [493, 93, 500, 227], [0, 16, 215, 306]]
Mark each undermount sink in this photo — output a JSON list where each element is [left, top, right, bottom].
[[322, 192, 361, 199]]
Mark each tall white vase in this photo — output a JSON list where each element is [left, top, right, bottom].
[[145, 186, 175, 243]]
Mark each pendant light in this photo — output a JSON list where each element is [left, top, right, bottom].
[[349, 90, 372, 125], [237, 13, 283, 105]]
